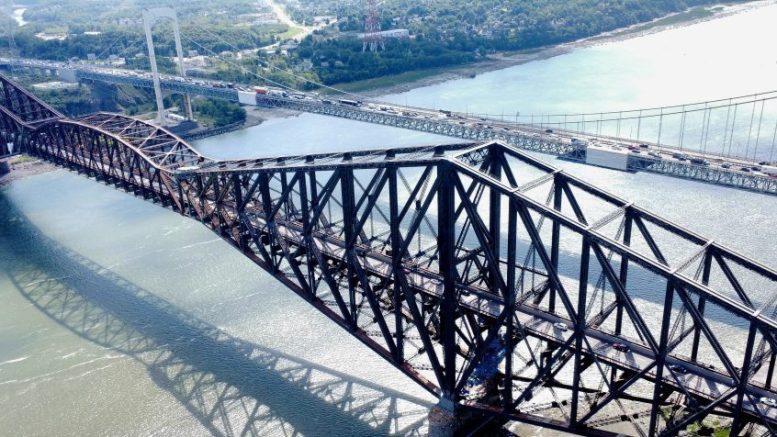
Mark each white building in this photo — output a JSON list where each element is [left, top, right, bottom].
[[357, 29, 410, 40]]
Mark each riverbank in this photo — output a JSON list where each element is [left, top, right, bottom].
[[325, 0, 772, 98], [0, 156, 57, 187]]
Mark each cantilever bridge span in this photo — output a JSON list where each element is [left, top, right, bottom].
[[2, 74, 777, 436]]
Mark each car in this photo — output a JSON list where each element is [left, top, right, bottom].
[[741, 167, 752, 172], [721, 163, 731, 169], [668, 364, 688, 374], [553, 322, 569, 331], [639, 144, 649, 149], [630, 149, 642, 154], [672, 152, 689, 161], [752, 166, 762, 171], [761, 397, 777, 408], [612, 343, 630, 352], [545, 129, 554, 133]]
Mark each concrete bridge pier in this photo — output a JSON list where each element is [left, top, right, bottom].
[[428, 398, 459, 437]]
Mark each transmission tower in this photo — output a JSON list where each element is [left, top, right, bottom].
[[362, 0, 384, 53]]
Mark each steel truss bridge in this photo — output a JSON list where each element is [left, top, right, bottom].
[[3, 57, 777, 196], [2, 74, 777, 436]]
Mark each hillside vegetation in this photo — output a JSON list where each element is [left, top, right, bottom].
[[0, 0, 750, 88]]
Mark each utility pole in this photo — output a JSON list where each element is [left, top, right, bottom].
[[142, 7, 193, 126]]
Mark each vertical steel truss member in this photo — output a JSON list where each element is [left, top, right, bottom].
[[3, 75, 777, 436]]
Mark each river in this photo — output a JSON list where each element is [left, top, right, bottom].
[[2, 3, 777, 436]]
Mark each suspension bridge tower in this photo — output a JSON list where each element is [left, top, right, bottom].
[[142, 7, 193, 125], [362, 0, 384, 53]]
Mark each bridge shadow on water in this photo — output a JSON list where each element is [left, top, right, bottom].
[[0, 198, 432, 436]]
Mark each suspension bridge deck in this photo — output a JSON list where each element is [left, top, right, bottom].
[[2, 57, 777, 196]]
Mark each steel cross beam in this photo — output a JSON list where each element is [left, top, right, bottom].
[[2, 74, 777, 435]]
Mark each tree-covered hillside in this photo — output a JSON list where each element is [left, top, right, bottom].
[[288, 0, 746, 84], [0, 0, 751, 87]]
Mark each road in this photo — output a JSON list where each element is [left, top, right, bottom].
[[263, 0, 333, 42]]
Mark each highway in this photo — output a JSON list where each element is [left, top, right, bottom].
[[3, 56, 777, 195]]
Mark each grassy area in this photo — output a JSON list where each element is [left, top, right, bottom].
[[10, 155, 37, 164], [278, 26, 304, 41]]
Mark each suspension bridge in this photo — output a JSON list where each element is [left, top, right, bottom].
[[2, 73, 777, 436], [3, 55, 777, 196]]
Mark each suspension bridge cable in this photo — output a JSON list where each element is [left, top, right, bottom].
[[94, 32, 140, 60], [180, 35, 300, 92], [728, 105, 739, 157], [753, 100, 766, 161], [497, 94, 777, 127], [745, 98, 758, 159], [452, 88, 777, 122], [770, 120, 777, 163]]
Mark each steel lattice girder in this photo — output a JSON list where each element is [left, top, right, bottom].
[[0, 75, 62, 127], [2, 73, 777, 435]]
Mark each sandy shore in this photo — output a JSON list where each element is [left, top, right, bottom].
[[0, 156, 58, 187]]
